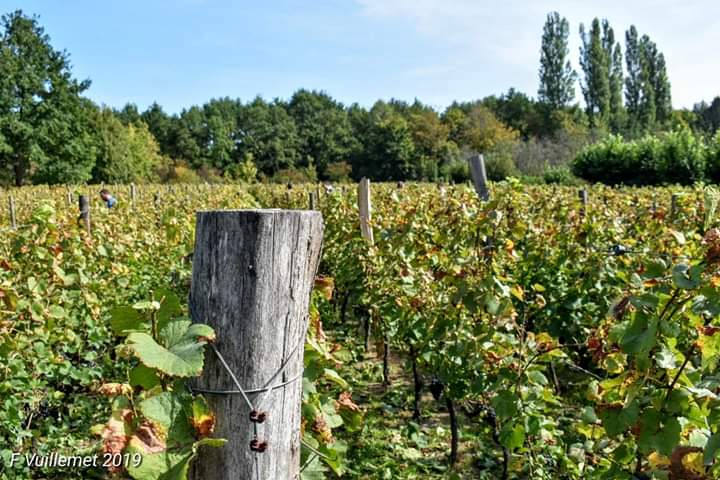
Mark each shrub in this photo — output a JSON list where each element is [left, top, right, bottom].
[[197, 164, 225, 183], [158, 160, 202, 184], [706, 131, 720, 183], [440, 158, 470, 183], [271, 165, 318, 184], [656, 129, 706, 184], [513, 129, 589, 176], [484, 148, 517, 181], [224, 153, 258, 183], [573, 130, 707, 186], [543, 166, 583, 185], [325, 161, 352, 182]]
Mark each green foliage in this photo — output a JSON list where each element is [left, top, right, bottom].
[[96, 292, 223, 480], [324, 161, 352, 182], [8, 182, 720, 479], [542, 165, 582, 185], [439, 157, 470, 183], [444, 104, 519, 154], [625, 26, 672, 135], [484, 147, 518, 181], [353, 102, 417, 181], [287, 89, 356, 178], [574, 130, 707, 185], [693, 97, 720, 136], [159, 160, 203, 184], [705, 130, 720, 183], [224, 153, 258, 183], [270, 164, 318, 184], [0, 10, 95, 185], [538, 12, 576, 109], [91, 107, 165, 183]]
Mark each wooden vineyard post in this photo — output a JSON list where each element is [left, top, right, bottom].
[[189, 210, 324, 480], [358, 177, 374, 244], [579, 189, 588, 217], [8, 196, 16, 230], [78, 195, 91, 233], [130, 183, 136, 208], [358, 178, 374, 352], [357, 178, 387, 377], [468, 154, 490, 201], [671, 193, 680, 221], [66, 186, 73, 206], [308, 191, 317, 210]]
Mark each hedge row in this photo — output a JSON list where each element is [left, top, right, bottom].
[[573, 130, 720, 185]]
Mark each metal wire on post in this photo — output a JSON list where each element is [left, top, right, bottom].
[[187, 334, 306, 480]]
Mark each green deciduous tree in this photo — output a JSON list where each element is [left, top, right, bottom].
[[609, 41, 625, 133], [579, 19, 610, 128], [287, 89, 356, 179], [624, 26, 642, 135], [203, 97, 240, 171], [0, 10, 95, 185], [482, 89, 544, 138], [579, 18, 623, 131], [141, 102, 177, 158], [174, 105, 207, 168], [625, 26, 672, 134], [444, 104, 519, 154], [693, 97, 720, 136], [351, 101, 416, 181], [641, 36, 672, 127], [237, 97, 300, 175], [91, 107, 165, 183], [404, 100, 451, 180], [538, 12, 576, 110]]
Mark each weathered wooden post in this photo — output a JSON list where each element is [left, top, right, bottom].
[[189, 210, 323, 480], [358, 177, 374, 244], [308, 191, 317, 210], [357, 178, 386, 374], [66, 186, 73, 206], [8, 196, 16, 230], [130, 183, 136, 208], [468, 154, 490, 201], [671, 193, 681, 221], [579, 189, 588, 217], [78, 195, 90, 233]]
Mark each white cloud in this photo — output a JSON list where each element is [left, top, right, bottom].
[[356, 0, 720, 107]]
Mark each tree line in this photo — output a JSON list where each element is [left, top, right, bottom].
[[1, 9, 719, 187]]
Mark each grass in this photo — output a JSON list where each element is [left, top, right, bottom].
[[332, 326, 507, 479]]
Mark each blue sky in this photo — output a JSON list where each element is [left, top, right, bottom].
[[4, 0, 719, 114]]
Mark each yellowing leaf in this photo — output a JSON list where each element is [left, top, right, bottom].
[[648, 451, 670, 468]]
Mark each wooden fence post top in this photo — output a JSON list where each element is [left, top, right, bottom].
[[195, 208, 321, 216], [468, 154, 490, 201]]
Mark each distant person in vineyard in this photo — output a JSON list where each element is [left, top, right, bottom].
[[99, 189, 117, 208]]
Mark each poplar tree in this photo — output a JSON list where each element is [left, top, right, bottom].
[[538, 12, 576, 109], [625, 26, 672, 133], [579, 18, 624, 131], [625, 26, 643, 134], [579, 19, 611, 128]]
